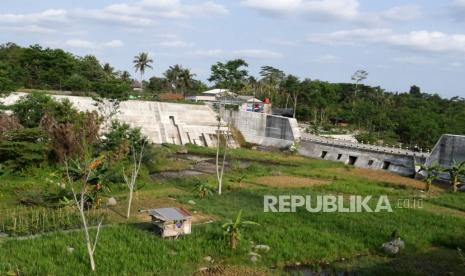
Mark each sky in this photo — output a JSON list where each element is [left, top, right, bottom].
[[1, 0, 465, 98]]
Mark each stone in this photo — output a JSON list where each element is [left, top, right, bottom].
[[177, 146, 188, 154], [254, 244, 271, 252], [67, 247, 75, 253], [250, 255, 258, 263], [392, 238, 405, 250], [248, 252, 261, 257], [203, 256, 213, 262], [198, 267, 208, 272], [188, 200, 196, 205], [106, 197, 117, 206], [381, 238, 405, 255]]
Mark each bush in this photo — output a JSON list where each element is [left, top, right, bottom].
[[0, 128, 50, 172], [10, 92, 79, 128]]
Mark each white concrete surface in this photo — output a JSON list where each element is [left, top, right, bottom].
[[2, 92, 228, 147]]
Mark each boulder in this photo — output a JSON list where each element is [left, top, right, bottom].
[[107, 197, 117, 206], [177, 146, 188, 154], [254, 244, 271, 252], [188, 200, 196, 205], [203, 256, 213, 262], [381, 238, 405, 255]]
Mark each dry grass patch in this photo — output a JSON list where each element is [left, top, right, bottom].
[[328, 167, 443, 191], [252, 175, 329, 188], [422, 202, 465, 219], [106, 190, 217, 224]]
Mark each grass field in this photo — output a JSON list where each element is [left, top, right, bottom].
[[1, 145, 465, 275]]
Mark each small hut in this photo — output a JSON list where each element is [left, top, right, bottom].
[[143, 207, 192, 238]]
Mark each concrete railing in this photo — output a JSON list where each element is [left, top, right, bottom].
[[301, 134, 429, 158]]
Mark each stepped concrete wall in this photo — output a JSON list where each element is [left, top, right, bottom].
[[299, 134, 428, 176], [426, 134, 465, 167], [425, 134, 465, 181], [2, 92, 227, 147], [223, 110, 301, 148]]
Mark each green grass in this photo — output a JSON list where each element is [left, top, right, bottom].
[[1, 147, 465, 275]]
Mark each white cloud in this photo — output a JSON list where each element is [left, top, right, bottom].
[[73, 0, 228, 26], [65, 39, 99, 50], [381, 4, 421, 21], [307, 28, 465, 54], [314, 54, 340, 63], [65, 39, 124, 50], [104, 40, 124, 48], [192, 49, 224, 57], [0, 9, 68, 25], [0, 25, 56, 34], [241, 0, 419, 25], [158, 40, 193, 48], [241, 0, 359, 20], [393, 56, 437, 65], [232, 49, 283, 59], [0, 1, 227, 30]]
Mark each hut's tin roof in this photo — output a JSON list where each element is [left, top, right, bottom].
[[148, 207, 192, 221]]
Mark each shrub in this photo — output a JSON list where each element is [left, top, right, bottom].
[[0, 128, 50, 172], [10, 92, 79, 128]]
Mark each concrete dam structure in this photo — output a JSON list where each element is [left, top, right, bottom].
[[222, 110, 301, 148], [425, 134, 465, 167], [299, 134, 428, 176], [2, 92, 228, 147]]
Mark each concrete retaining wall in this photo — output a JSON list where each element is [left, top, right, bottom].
[[426, 134, 465, 167], [299, 139, 426, 176], [223, 110, 301, 148], [2, 92, 227, 147]]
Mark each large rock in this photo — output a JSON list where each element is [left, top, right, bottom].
[[381, 238, 405, 255], [253, 244, 271, 252], [107, 197, 117, 206]]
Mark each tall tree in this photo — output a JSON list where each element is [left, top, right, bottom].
[[133, 52, 153, 91], [282, 75, 301, 118], [259, 66, 285, 102], [208, 59, 248, 92]]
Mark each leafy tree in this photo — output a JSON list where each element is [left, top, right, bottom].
[[259, 65, 285, 102], [208, 59, 248, 91], [133, 52, 153, 91], [0, 128, 50, 171], [281, 75, 301, 118], [11, 92, 78, 128]]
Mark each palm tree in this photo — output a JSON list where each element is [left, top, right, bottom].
[[133, 52, 153, 91], [418, 162, 443, 192], [445, 160, 465, 192], [179, 68, 195, 96], [164, 65, 195, 95], [103, 63, 115, 77], [222, 210, 259, 250], [120, 71, 131, 82], [164, 65, 183, 93]]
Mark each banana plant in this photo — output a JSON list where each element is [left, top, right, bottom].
[[222, 210, 259, 250], [418, 162, 444, 192], [445, 160, 465, 192]]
